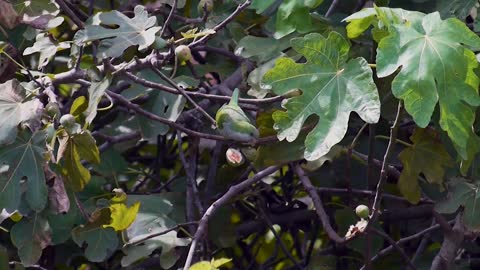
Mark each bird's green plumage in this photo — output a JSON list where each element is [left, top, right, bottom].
[[215, 89, 259, 142]]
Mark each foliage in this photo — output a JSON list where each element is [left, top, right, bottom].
[[1, 0, 480, 269]]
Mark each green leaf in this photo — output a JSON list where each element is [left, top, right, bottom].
[[437, 0, 478, 19], [11, 0, 59, 17], [254, 134, 306, 168], [235, 35, 291, 62], [10, 214, 51, 266], [263, 32, 380, 160], [74, 5, 161, 59], [274, 0, 324, 38], [0, 79, 43, 145], [94, 148, 129, 178], [435, 178, 480, 230], [121, 194, 189, 267], [70, 96, 88, 116], [250, 0, 277, 14], [85, 75, 112, 125], [343, 7, 424, 40], [247, 57, 279, 99], [23, 33, 70, 69], [127, 70, 185, 142], [0, 130, 48, 212], [0, 246, 8, 269], [47, 201, 83, 244], [57, 130, 100, 191], [103, 202, 140, 231], [72, 208, 118, 262], [398, 128, 453, 203], [376, 11, 480, 160]]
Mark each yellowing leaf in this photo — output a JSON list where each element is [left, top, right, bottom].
[[211, 258, 232, 268], [57, 130, 100, 191], [190, 261, 214, 270], [103, 202, 140, 231], [398, 128, 453, 203]]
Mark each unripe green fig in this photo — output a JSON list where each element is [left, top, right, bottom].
[[175, 45, 192, 63], [45, 102, 60, 119], [355, 204, 370, 219], [226, 148, 244, 167], [198, 0, 214, 14], [60, 114, 76, 127]]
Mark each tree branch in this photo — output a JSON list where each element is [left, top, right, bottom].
[[183, 165, 281, 269], [294, 164, 345, 244]]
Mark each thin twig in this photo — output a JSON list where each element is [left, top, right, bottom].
[[371, 228, 417, 270], [124, 221, 198, 247], [160, 0, 177, 37], [107, 90, 226, 141], [412, 219, 435, 263], [123, 70, 282, 105], [206, 141, 223, 200], [369, 101, 403, 222], [316, 187, 433, 204], [183, 165, 281, 269], [189, 0, 252, 47], [151, 67, 217, 127], [56, 0, 85, 29], [258, 204, 303, 270], [177, 133, 203, 234], [325, 0, 341, 17], [360, 221, 453, 269]]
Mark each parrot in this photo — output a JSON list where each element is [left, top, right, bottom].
[[215, 89, 259, 142]]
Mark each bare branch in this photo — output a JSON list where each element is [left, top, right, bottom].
[[183, 165, 281, 269], [294, 164, 345, 244]]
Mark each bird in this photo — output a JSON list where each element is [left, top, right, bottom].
[[215, 89, 259, 142]]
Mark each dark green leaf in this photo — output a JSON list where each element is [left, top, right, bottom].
[[0, 130, 47, 212]]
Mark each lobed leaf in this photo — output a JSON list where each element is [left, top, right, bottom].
[[0, 130, 48, 212], [0, 79, 43, 145], [10, 214, 51, 266], [72, 208, 118, 262], [74, 5, 161, 59], [263, 32, 380, 160], [376, 11, 480, 160], [398, 128, 453, 203]]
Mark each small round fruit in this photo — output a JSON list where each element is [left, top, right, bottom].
[[355, 204, 370, 219], [60, 114, 76, 127], [226, 148, 244, 167], [198, 0, 214, 14], [175, 45, 192, 63], [45, 102, 60, 118]]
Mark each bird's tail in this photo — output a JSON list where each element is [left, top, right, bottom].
[[229, 88, 239, 106]]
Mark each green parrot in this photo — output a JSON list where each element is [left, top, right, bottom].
[[215, 89, 259, 142]]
